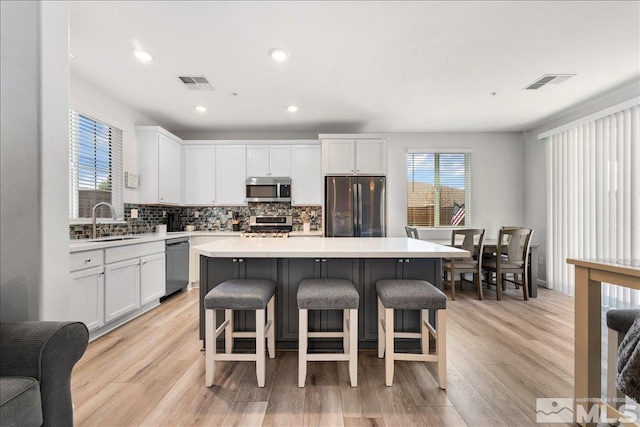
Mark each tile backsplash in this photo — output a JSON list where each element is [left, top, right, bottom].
[[70, 203, 322, 240]]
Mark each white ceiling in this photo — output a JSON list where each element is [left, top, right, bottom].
[[69, 1, 640, 134]]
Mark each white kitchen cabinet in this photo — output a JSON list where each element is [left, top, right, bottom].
[[322, 139, 354, 174], [104, 258, 140, 323], [322, 137, 387, 175], [215, 145, 247, 205], [137, 126, 183, 205], [184, 145, 216, 205], [140, 252, 166, 305], [291, 145, 322, 205], [69, 266, 104, 332], [247, 145, 291, 177], [355, 139, 386, 174]]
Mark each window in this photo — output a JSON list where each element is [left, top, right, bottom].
[[407, 151, 471, 227], [69, 110, 123, 220]]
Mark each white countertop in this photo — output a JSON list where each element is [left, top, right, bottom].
[[192, 237, 469, 258], [70, 230, 323, 252], [69, 232, 191, 252]]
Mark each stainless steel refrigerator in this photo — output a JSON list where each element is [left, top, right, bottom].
[[325, 176, 386, 237]]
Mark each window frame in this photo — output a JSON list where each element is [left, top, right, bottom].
[[406, 148, 472, 228], [69, 109, 124, 224]]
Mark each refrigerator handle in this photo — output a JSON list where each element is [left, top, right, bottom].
[[353, 182, 359, 237], [357, 182, 363, 237]]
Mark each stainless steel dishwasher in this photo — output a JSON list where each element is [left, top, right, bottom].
[[165, 237, 190, 298]]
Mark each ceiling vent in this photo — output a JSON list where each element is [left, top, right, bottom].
[[523, 74, 574, 90], [178, 76, 214, 91]]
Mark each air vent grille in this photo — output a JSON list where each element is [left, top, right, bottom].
[[178, 76, 214, 91], [523, 74, 574, 90]]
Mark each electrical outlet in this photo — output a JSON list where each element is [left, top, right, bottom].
[[539, 256, 543, 265], [130, 208, 138, 219]]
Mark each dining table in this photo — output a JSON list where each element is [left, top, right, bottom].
[[567, 258, 640, 425], [429, 238, 539, 297]]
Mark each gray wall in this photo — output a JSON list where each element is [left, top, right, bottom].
[[1, 1, 70, 321], [524, 79, 640, 285]]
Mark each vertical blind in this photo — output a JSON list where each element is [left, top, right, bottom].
[[69, 110, 123, 219], [407, 152, 471, 227], [546, 104, 640, 306]]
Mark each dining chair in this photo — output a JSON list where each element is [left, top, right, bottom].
[[405, 226, 419, 239], [483, 227, 533, 300], [442, 228, 485, 300]]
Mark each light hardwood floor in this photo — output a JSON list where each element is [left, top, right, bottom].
[[71, 283, 575, 426]]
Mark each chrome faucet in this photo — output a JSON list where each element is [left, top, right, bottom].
[[92, 202, 118, 239]]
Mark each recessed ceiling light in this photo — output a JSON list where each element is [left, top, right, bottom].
[[269, 48, 289, 62], [195, 106, 207, 113], [133, 50, 152, 62], [287, 105, 298, 113]]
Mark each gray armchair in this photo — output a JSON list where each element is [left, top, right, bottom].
[[0, 321, 89, 426]]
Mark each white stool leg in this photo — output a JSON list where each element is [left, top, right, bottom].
[[385, 307, 394, 386], [205, 309, 216, 387], [267, 295, 275, 359], [437, 309, 447, 389], [225, 309, 233, 354], [298, 308, 308, 387], [343, 309, 350, 354], [349, 308, 358, 387], [421, 309, 430, 355], [256, 308, 266, 387], [378, 297, 385, 358]]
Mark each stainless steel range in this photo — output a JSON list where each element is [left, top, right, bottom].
[[243, 215, 292, 238]]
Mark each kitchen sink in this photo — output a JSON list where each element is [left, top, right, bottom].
[[90, 236, 140, 242]]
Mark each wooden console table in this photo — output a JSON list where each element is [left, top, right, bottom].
[[567, 258, 640, 425]]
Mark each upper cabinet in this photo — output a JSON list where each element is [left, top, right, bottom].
[[137, 127, 183, 205], [321, 136, 387, 176], [247, 145, 291, 177], [291, 145, 322, 206], [184, 145, 216, 205], [215, 145, 247, 205]]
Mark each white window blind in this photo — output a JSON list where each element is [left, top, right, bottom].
[[407, 152, 471, 227], [69, 110, 123, 220], [547, 104, 640, 306]]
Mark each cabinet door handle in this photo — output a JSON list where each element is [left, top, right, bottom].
[[85, 258, 91, 263], [398, 259, 404, 263], [315, 259, 321, 263], [405, 259, 410, 263], [238, 259, 244, 263], [99, 272, 104, 276], [232, 259, 238, 263], [142, 261, 147, 265], [321, 259, 327, 262]]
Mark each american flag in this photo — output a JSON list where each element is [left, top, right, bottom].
[[451, 202, 465, 226]]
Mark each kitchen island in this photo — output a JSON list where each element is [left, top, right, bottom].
[[193, 237, 468, 350]]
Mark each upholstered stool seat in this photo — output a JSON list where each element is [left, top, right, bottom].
[[204, 279, 276, 388], [376, 279, 447, 388], [297, 279, 359, 387]]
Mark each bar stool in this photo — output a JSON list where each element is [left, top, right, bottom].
[[376, 279, 447, 388], [204, 279, 276, 388], [297, 279, 359, 387]]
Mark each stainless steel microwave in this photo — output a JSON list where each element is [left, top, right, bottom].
[[246, 177, 291, 202]]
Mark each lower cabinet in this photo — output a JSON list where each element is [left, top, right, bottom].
[[141, 253, 166, 305], [70, 241, 166, 338], [105, 258, 141, 323], [70, 266, 104, 332]]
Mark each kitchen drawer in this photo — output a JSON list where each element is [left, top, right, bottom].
[[105, 241, 165, 264], [70, 250, 104, 271]]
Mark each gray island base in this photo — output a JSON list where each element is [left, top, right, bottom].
[[194, 237, 468, 351]]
